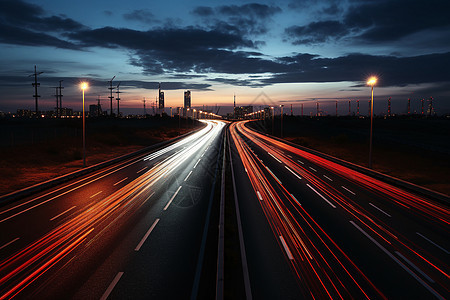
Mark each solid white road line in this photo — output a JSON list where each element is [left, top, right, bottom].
[[0, 238, 20, 251], [395, 251, 435, 283], [306, 184, 336, 208], [163, 186, 182, 211], [341, 185, 356, 195], [350, 221, 444, 300], [279, 235, 294, 260], [89, 190, 103, 199], [100, 272, 124, 300], [113, 177, 128, 186], [50, 206, 76, 221], [285, 166, 302, 180], [268, 152, 282, 163], [184, 171, 193, 182], [416, 232, 449, 254], [297, 160, 304, 164], [136, 166, 148, 174], [135, 218, 160, 251], [323, 175, 333, 181], [193, 159, 201, 169], [369, 203, 392, 217], [257, 191, 263, 201]]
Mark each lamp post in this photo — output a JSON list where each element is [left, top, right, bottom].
[[81, 82, 88, 167], [367, 76, 377, 169], [280, 105, 284, 138]]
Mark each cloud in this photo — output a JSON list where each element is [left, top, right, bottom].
[[285, 21, 349, 44], [262, 52, 450, 87], [123, 9, 158, 24], [192, 3, 282, 36], [284, 0, 450, 46], [0, 0, 84, 48], [0, 0, 85, 32], [0, 23, 79, 49]]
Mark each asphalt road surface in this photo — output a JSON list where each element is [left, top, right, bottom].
[[229, 120, 449, 300], [0, 120, 225, 299]]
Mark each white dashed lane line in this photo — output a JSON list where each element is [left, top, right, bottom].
[[50, 206, 76, 221], [341, 185, 356, 195], [89, 191, 103, 198], [113, 177, 128, 186]]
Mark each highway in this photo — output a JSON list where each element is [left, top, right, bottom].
[[229, 120, 449, 299], [0, 120, 225, 299]]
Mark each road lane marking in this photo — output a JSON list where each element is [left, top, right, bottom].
[[268, 152, 282, 163], [279, 235, 294, 260], [265, 167, 282, 185], [193, 159, 201, 168], [323, 175, 333, 181], [164, 186, 182, 210], [100, 272, 124, 300], [113, 177, 128, 186], [395, 251, 434, 283], [309, 167, 317, 172], [89, 190, 103, 198], [341, 185, 356, 195], [306, 184, 336, 208], [244, 168, 247, 173], [369, 203, 392, 217], [184, 171, 193, 182], [416, 232, 449, 254], [297, 160, 304, 164], [257, 191, 263, 201], [0, 238, 20, 251], [50, 206, 76, 221], [135, 218, 160, 251], [290, 194, 301, 205], [136, 166, 148, 173], [350, 221, 444, 300], [285, 166, 302, 180], [287, 154, 293, 158]]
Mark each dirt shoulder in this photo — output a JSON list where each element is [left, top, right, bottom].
[[0, 117, 203, 196], [248, 116, 450, 196]]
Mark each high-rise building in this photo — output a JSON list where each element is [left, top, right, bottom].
[[158, 83, 164, 109], [184, 90, 191, 108]]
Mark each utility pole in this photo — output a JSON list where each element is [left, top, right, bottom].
[[108, 76, 115, 116], [116, 82, 121, 117], [29, 65, 43, 115], [54, 87, 59, 117], [407, 98, 411, 115], [301, 103, 303, 116], [233, 94, 236, 119], [421, 98, 424, 115], [58, 80, 63, 117], [388, 97, 391, 116], [357, 100, 360, 116], [348, 100, 351, 116], [316, 101, 319, 117], [97, 95, 101, 117], [335, 100, 338, 117], [143, 97, 147, 116], [290, 104, 293, 116]]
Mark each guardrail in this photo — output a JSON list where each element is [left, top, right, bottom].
[[244, 121, 450, 205]]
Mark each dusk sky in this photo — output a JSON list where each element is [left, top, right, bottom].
[[1, 0, 449, 115]]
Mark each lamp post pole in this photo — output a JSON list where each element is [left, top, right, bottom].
[[81, 82, 88, 168], [280, 105, 284, 138], [367, 76, 377, 169]]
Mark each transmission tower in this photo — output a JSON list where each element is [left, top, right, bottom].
[[143, 97, 147, 116], [29, 65, 43, 114], [108, 75, 116, 116], [116, 82, 121, 117]]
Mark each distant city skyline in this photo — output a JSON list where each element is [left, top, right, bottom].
[[1, 0, 449, 114]]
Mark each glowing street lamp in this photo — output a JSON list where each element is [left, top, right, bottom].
[[367, 76, 377, 169], [81, 82, 88, 167]]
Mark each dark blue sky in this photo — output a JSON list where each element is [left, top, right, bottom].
[[1, 0, 449, 115]]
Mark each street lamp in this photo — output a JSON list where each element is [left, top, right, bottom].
[[280, 105, 284, 138], [81, 82, 88, 168], [367, 76, 377, 169]]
